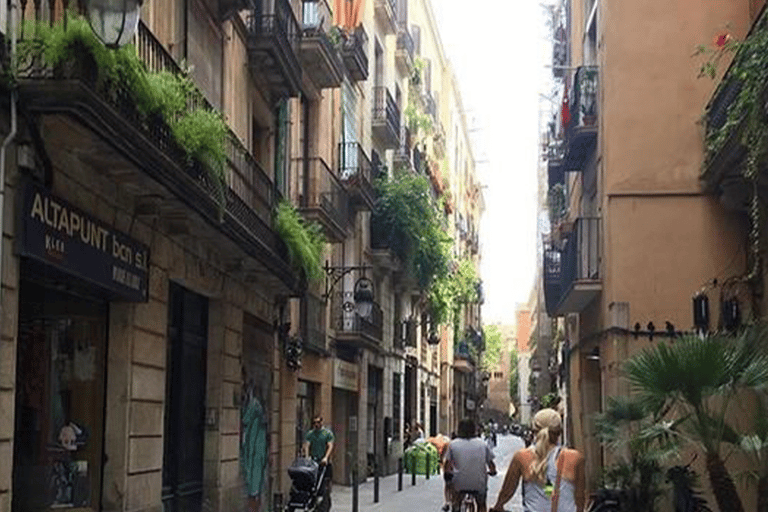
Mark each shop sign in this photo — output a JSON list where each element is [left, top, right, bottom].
[[19, 182, 149, 301], [333, 359, 359, 391]]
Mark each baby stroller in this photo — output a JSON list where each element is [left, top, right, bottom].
[[285, 458, 331, 512]]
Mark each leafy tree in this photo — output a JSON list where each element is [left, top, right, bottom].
[[482, 324, 503, 371]]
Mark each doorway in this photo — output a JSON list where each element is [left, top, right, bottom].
[[162, 283, 208, 512], [13, 281, 108, 512]]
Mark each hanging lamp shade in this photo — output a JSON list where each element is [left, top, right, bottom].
[[86, 0, 142, 48]]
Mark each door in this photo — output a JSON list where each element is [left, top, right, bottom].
[[162, 283, 208, 512]]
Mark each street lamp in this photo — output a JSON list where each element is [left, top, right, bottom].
[[85, 0, 143, 48], [322, 261, 374, 317]]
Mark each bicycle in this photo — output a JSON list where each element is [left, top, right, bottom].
[[453, 490, 481, 512]]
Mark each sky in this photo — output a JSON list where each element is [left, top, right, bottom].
[[432, 0, 549, 324]]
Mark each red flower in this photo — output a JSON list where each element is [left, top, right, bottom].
[[714, 32, 731, 48]]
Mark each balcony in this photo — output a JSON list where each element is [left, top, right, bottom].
[[299, 0, 344, 89], [15, 20, 301, 295], [294, 157, 350, 242], [369, 214, 402, 269], [340, 25, 369, 82], [543, 217, 602, 316], [454, 341, 474, 373], [247, 0, 303, 100], [339, 142, 376, 210], [332, 291, 383, 350], [423, 90, 437, 121], [563, 66, 598, 173], [372, 86, 401, 148], [547, 138, 566, 187], [395, 27, 415, 74], [393, 126, 413, 172], [374, 0, 398, 34], [301, 293, 329, 354], [433, 122, 446, 159]]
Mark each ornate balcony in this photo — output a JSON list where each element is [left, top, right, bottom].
[[543, 217, 602, 316], [433, 122, 446, 159], [454, 341, 474, 373], [300, 0, 344, 89], [423, 90, 437, 121], [294, 157, 350, 242], [332, 291, 383, 350], [372, 86, 401, 148], [247, 0, 303, 100], [562, 66, 598, 172], [393, 126, 413, 172], [301, 292, 329, 354], [340, 25, 369, 82], [374, 0, 398, 34], [547, 138, 566, 187], [15, 20, 301, 294], [395, 26, 415, 74], [339, 142, 376, 210]]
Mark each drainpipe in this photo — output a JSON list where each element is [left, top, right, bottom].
[[0, 0, 19, 316]]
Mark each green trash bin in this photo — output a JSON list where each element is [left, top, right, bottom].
[[404, 441, 440, 475]]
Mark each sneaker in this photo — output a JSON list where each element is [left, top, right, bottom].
[[442, 505, 450, 512]]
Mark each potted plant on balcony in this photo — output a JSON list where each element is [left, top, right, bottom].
[[579, 69, 598, 126]]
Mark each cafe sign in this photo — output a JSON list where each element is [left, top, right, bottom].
[[19, 182, 149, 301]]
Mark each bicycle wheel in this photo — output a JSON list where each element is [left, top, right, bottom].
[[459, 495, 476, 512]]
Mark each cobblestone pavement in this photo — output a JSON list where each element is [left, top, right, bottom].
[[332, 434, 525, 512]]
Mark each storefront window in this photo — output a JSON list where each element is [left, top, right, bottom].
[[13, 283, 108, 512]]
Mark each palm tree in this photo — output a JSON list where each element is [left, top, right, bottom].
[[624, 327, 768, 512], [595, 396, 679, 512], [739, 395, 768, 512]]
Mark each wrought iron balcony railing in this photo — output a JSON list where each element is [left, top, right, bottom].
[[15, 18, 301, 293], [333, 291, 383, 344], [300, 0, 344, 89], [339, 142, 375, 210], [295, 157, 350, 242], [247, 0, 303, 98], [562, 66, 598, 172], [423, 90, 437, 121], [301, 293, 328, 353], [393, 126, 413, 171], [340, 25, 369, 81], [395, 26, 415, 72], [372, 86, 401, 148], [543, 217, 601, 316], [374, 0, 398, 34]]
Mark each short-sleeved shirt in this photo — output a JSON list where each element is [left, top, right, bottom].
[[443, 437, 495, 492], [305, 427, 334, 461]]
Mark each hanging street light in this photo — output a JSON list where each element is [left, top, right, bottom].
[[86, 0, 143, 48]]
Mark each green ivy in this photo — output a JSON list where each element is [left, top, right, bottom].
[[372, 170, 451, 291], [274, 201, 326, 282], [17, 14, 230, 212], [429, 258, 480, 329], [404, 100, 433, 135]]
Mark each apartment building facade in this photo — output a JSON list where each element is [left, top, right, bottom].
[[542, 0, 761, 505], [0, 0, 482, 511]]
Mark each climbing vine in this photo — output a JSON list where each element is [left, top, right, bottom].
[[697, 14, 768, 281]]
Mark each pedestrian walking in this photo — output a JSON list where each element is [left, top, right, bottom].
[[489, 409, 585, 512], [303, 415, 335, 508]]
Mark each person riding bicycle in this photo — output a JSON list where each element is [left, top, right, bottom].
[[443, 418, 497, 512], [303, 415, 334, 505], [490, 409, 585, 512]]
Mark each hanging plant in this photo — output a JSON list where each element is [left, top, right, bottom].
[[274, 201, 326, 282], [17, 13, 230, 214], [372, 170, 451, 290]]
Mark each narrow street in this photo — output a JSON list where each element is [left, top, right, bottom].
[[333, 435, 525, 512]]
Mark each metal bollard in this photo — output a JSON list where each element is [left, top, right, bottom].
[[374, 459, 380, 503], [272, 492, 283, 512], [352, 467, 359, 512], [426, 452, 430, 479], [398, 457, 403, 491], [411, 456, 416, 486]]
